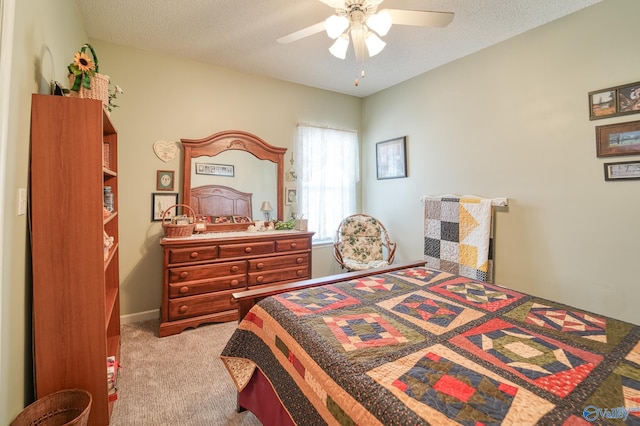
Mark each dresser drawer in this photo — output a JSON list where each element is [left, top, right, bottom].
[[248, 265, 310, 286], [168, 290, 236, 321], [169, 261, 247, 284], [219, 241, 275, 258], [168, 246, 218, 264], [248, 253, 310, 272], [168, 274, 246, 298], [276, 237, 311, 252]]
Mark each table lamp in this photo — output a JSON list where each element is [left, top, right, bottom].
[[260, 201, 273, 221]]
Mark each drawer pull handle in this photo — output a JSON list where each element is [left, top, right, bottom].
[[257, 262, 264, 270], [190, 251, 198, 258], [231, 279, 239, 286], [178, 305, 188, 314], [179, 286, 189, 294], [290, 242, 297, 249], [257, 276, 264, 283], [179, 272, 189, 279], [245, 247, 252, 253], [296, 257, 303, 264], [297, 269, 304, 276], [230, 265, 239, 273]]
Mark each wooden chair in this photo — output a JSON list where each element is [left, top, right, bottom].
[[333, 214, 396, 271]]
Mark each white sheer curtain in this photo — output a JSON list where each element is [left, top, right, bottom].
[[296, 124, 359, 243]]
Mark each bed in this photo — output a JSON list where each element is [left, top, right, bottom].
[[221, 261, 640, 425]]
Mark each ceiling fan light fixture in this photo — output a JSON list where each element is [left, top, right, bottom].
[[366, 10, 392, 36], [364, 32, 386, 57], [329, 34, 350, 59], [325, 15, 349, 39]]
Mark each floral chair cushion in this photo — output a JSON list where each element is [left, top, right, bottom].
[[335, 215, 396, 271], [340, 216, 384, 262]]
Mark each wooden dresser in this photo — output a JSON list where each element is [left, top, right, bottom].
[[160, 230, 314, 336]]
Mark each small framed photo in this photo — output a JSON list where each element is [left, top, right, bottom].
[[376, 136, 407, 180], [156, 170, 175, 191], [618, 82, 640, 114], [195, 162, 234, 177], [286, 188, 297, 206], [604, 160, 640, 181], [595, 120, 640, 157], [589, 89, 616, 120], [152, 192, 178, 221]]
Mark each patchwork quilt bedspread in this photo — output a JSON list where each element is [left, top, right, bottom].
[[221, 267, 640, 425]]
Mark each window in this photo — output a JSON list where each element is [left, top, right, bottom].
[[296, 125, 359, 243]]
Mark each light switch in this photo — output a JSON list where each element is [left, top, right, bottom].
[[17, 188, 27, 216]]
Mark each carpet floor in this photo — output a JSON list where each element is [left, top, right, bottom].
[[110, 319, 261, 425]]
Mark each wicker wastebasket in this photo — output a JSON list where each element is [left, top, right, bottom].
[[10, 389, 92, 426]]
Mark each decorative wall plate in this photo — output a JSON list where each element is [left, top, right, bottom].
[[153, 140, 180, 162]]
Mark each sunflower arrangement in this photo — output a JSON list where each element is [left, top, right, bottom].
[[68, 48, 96, 92]]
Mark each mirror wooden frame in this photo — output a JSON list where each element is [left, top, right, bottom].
[[181, 130, 287, 228]]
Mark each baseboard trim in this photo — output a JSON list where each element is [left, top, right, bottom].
[[121, 309, 159, 324]]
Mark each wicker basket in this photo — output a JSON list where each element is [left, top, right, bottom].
[[10, 389, 92, 426], [68, 44, 109, 109], [162, 204, 196, 238]]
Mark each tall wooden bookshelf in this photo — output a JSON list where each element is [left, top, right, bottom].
[[30, 94, 120, 425]]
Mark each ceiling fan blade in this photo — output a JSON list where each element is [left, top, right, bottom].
[[277, 22, 326, 44], [382, 9, 454, 28]]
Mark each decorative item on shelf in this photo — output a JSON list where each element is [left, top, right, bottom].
[[161, 204, 195, 238], [107, 82, 124, 113], [67, 43, 109, 108], [260, 201, 273, 221], [103, 186, 114, 212], [107, 356, 121, 403], [103, 142, 110, 168], [103, 230, 114, 261]]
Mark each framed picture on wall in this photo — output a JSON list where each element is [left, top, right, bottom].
[[152, 192, 178, 221], [589, 81, 640, 120], [595, 120, 640, 157], [195, 162, 234, 177], [604, 160, 640, 181], [286, 188, 297, 206], [156, 170, 175, 191], [376, 136, 407, 179]]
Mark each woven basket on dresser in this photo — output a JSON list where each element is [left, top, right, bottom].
[[162, 204, 196, 238], [10, 389, 92, 426]]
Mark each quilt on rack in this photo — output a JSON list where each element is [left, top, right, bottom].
[[423, 197, 494, 282], [221, 267, 640, 425]]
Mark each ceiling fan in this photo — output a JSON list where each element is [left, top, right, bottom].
[[277, 0, 454, 63]]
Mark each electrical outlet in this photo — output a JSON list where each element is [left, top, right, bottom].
[[17, 188, 27, 216]]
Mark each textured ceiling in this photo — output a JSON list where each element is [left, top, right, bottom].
[[75, 0, 601, 97]]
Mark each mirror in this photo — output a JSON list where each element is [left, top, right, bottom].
[[181, 130, 286, 231]]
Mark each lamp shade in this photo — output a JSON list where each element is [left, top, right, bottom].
[[329, 34, 349, 59], [367, 10, 392, 36], [325, 15, 349, 39], [260, 201, 273, 212], [365, 32, 386, 57]]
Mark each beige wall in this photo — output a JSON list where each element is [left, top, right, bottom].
[[362, 0, 639, 324], [1, 0, 89, 422], [87, 40, 362, 319]]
